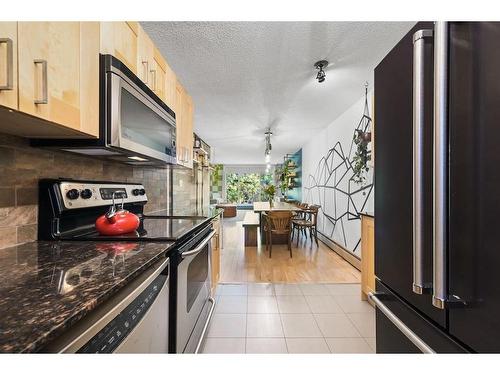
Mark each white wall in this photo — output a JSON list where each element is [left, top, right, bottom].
[[302, 91, 374, 257]]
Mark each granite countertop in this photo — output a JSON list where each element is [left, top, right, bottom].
[[208, 207, 224, 218], [0, 240, 174, 353]]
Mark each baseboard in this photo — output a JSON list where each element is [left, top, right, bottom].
[[317, 232, 361, 271]]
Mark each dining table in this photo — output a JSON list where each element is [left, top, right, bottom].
[[252, 201, 303, 244]]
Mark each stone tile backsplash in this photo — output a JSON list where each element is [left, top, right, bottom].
[[0, 132, 196, 250]]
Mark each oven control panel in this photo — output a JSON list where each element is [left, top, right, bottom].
[[58, 181, 147, 210]]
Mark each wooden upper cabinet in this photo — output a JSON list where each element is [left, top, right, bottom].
[[152, 46, 167, 101], [163, 61, 177, 111], [100, 22, 138, 74], [136, 27, 175, 110], [151, 58, 166, 101], [136, 25, 154, 88], [175, 81, 185, 165], [0, 21, 185, 142], [175, 81, 194, 169], [79, 22, 100, 137], [184, 93, 194, 168], [18, 22, 81, 132], [0, 22, 17, 110]]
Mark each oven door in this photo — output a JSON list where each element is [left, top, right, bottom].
[[176, 230, 216, 353], [107, 66, 176, 164]]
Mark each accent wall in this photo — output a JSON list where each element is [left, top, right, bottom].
[[302, 91, 374, 257]]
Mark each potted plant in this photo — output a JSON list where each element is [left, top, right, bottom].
[[276, 160, 295, 198], [263, 184, 276, 208], [356, 129, 372, 143], [352, 130, 371, 185]]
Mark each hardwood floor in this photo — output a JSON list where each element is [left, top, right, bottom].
[[220, 214, 361, 283]]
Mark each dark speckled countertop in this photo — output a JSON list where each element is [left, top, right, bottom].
[[0, 240, 174, 353]]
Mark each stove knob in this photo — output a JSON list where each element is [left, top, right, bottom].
[[139, 189, 146, 196], [66, 189, 80, 200], [132, 189, 140, 196], [81, 189, 93, 199]]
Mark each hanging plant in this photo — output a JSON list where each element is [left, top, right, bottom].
[[275, 164, 288, 196], [351, 82, 373, 186], [352, 130, 371, 185]]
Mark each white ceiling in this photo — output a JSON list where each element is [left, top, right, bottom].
[[142, 22, 414, 164]]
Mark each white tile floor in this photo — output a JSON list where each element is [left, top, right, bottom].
[[201, 282, 376, 354]]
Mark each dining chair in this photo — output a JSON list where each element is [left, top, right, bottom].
[[262, 211, 293, 258], [292, 204, 320, 246], [291, 203, 308, 240]]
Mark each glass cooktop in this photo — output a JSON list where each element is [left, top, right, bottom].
[[67, 216, 211, 242]]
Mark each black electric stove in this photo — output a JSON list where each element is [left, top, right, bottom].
[[38, 179, 212, 243], [64, 216, 211, 242]]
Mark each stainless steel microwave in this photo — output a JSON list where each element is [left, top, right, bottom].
[[32, 55, 177, 166]]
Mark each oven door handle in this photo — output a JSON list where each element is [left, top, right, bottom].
[[181, 230, 216, 259]]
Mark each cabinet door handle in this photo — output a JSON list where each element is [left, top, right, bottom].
[[34, 59, 48, 104], [150, 69, 157, 91], [181, 146, 187, 163], [432, 21, 449, 310], [179, 146, 184, 163], [0, 38, 13, 90], [412, 29, 433, 295], [142, 60, 149, 85]]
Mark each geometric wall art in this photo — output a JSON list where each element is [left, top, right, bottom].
[[304, 88, 374, 256]]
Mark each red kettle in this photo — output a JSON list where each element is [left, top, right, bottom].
[[95, 192, 140, 236]]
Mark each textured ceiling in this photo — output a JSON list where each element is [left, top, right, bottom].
[[142, 22, 414, 164]]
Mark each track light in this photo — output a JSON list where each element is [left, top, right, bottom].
[[264, 129, 273, 163], [314, 60, 329, 83]]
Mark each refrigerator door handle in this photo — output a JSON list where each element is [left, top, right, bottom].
[[369, 292, 435, 353], [412, 29, 434, 295], [432, 21, 449, 309]]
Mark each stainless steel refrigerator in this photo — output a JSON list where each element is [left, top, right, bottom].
[[374, 22, 500, 353], [194, 161, 211, 217]]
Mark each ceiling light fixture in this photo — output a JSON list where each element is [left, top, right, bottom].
[[264, 129, 273, 163], [314, 60, 329, 83]]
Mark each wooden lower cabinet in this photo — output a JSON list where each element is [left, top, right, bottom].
[[361, 214, 375, 302], [211, 216, 222, 295]]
